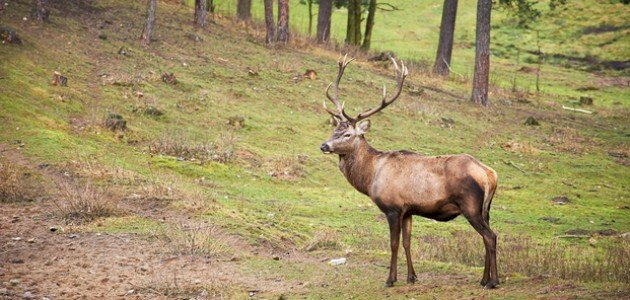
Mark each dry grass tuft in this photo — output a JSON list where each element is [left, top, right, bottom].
[[304, 230, 343, 252], [149, 132, 238, 163], [0, 155, 41, 202], [162, 223, 229, 258], [264, 155, 307, 180], [543, 126, 599, 154], [54, 179, 119, 223], [414, 231, 629, 283], [134, 274, 227, 299]]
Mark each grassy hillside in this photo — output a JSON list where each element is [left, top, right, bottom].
[[1, 0, 629, 299], [213, 0, 630, 107]]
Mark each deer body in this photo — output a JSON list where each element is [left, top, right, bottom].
[[320, 56, 499, 289], [339, 138, 496, 223]]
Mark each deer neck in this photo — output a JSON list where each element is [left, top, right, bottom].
[[338, 137, 380, 196]]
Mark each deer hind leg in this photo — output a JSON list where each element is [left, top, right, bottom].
[[402, 214, 417, 283], [463, 210, 498, 289], [385, 212, 402, 287]]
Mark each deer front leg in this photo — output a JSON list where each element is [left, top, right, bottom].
[[385, 212, 402, 287], [402, 215, 417, 283]]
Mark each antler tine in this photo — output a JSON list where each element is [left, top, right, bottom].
[[353, 58, 408, 123], [324, 54, 356, 121]]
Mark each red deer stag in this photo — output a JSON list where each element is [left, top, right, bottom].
[[320, 55, 499, 288]]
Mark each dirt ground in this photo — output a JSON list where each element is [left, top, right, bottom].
[[0, 200, 315, 299]]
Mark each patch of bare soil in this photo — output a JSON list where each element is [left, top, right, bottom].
[[0, 202, 309, 299]]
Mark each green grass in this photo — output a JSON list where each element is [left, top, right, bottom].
[[0, 0, 628, 298], [211, 0, 630, 107]]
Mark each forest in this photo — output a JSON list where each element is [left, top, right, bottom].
[[0, 0, 628, 299]]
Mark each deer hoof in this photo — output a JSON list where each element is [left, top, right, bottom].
[[407, 275, 418, 284], [384, 280, 396, 287]]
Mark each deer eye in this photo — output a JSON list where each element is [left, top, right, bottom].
[[343, 133, 352, 138]]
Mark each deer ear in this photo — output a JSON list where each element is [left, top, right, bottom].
[[356, 119, 371, 134]]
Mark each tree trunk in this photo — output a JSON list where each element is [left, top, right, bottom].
[[208, 0, 215, 13], [471, 0, 492, 106], [277, 0, 290, 43], [307, 0, 313, 36], [34, 0, 50, 22], [264, 0, 275, 44], [316, 0, 333, 44], [237, 0, 252, 22], [194, 0, 207, 28], [141, 0, 157, 45], [361, 0, 376, 50], [346, 0, 362, 46], [433, 0, 458, 76]]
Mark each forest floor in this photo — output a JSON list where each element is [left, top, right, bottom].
[[0, 0, 629, 299]]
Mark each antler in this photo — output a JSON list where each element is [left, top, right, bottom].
[[323, 55, 408, 124], [323, 54, 355, 121], [353, 57, 408, 123]]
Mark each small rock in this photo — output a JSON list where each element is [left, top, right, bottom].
[[579, 96, 593, 106], [37, 163, 50, 169], [10, 258, 24, 264], [272, 255, 280, 261], [68, 234, 79, 239], [118, 46, 127, 56], [49, 227, 57, 232], [524, 116, 540, 126], [98, 33, 107, 40], [12, 237, 21, 241], [552, 196, 570, 205], [9, 279, 20, 286], [328, 257, 347, 266], [23, 291, 33, 299], [198, 289, 209, 299], [27, 238, 35, 243], [0, 288, 7, 295], [620, 232, 630, 239]]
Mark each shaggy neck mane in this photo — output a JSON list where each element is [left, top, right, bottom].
[[338, 137, 381, 196]]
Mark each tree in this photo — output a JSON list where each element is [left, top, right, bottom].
[[433, 0, 458, 76], [237, 0, 252, 22], [194, 0, 207, 28], [345, 0, 362, 46], [317, 0, 333, 43], [277, 0, 290, 43], [264, 0, 275, 44], [471, 0, 492, 106], [141, 0, 157, 45], [361, 0, 376, 50], [33, 0, 50, 22]]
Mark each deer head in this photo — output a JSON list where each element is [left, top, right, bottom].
[[320, 55, 408, 155]]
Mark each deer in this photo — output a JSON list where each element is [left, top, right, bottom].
[[320, 55, 499, 289]]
